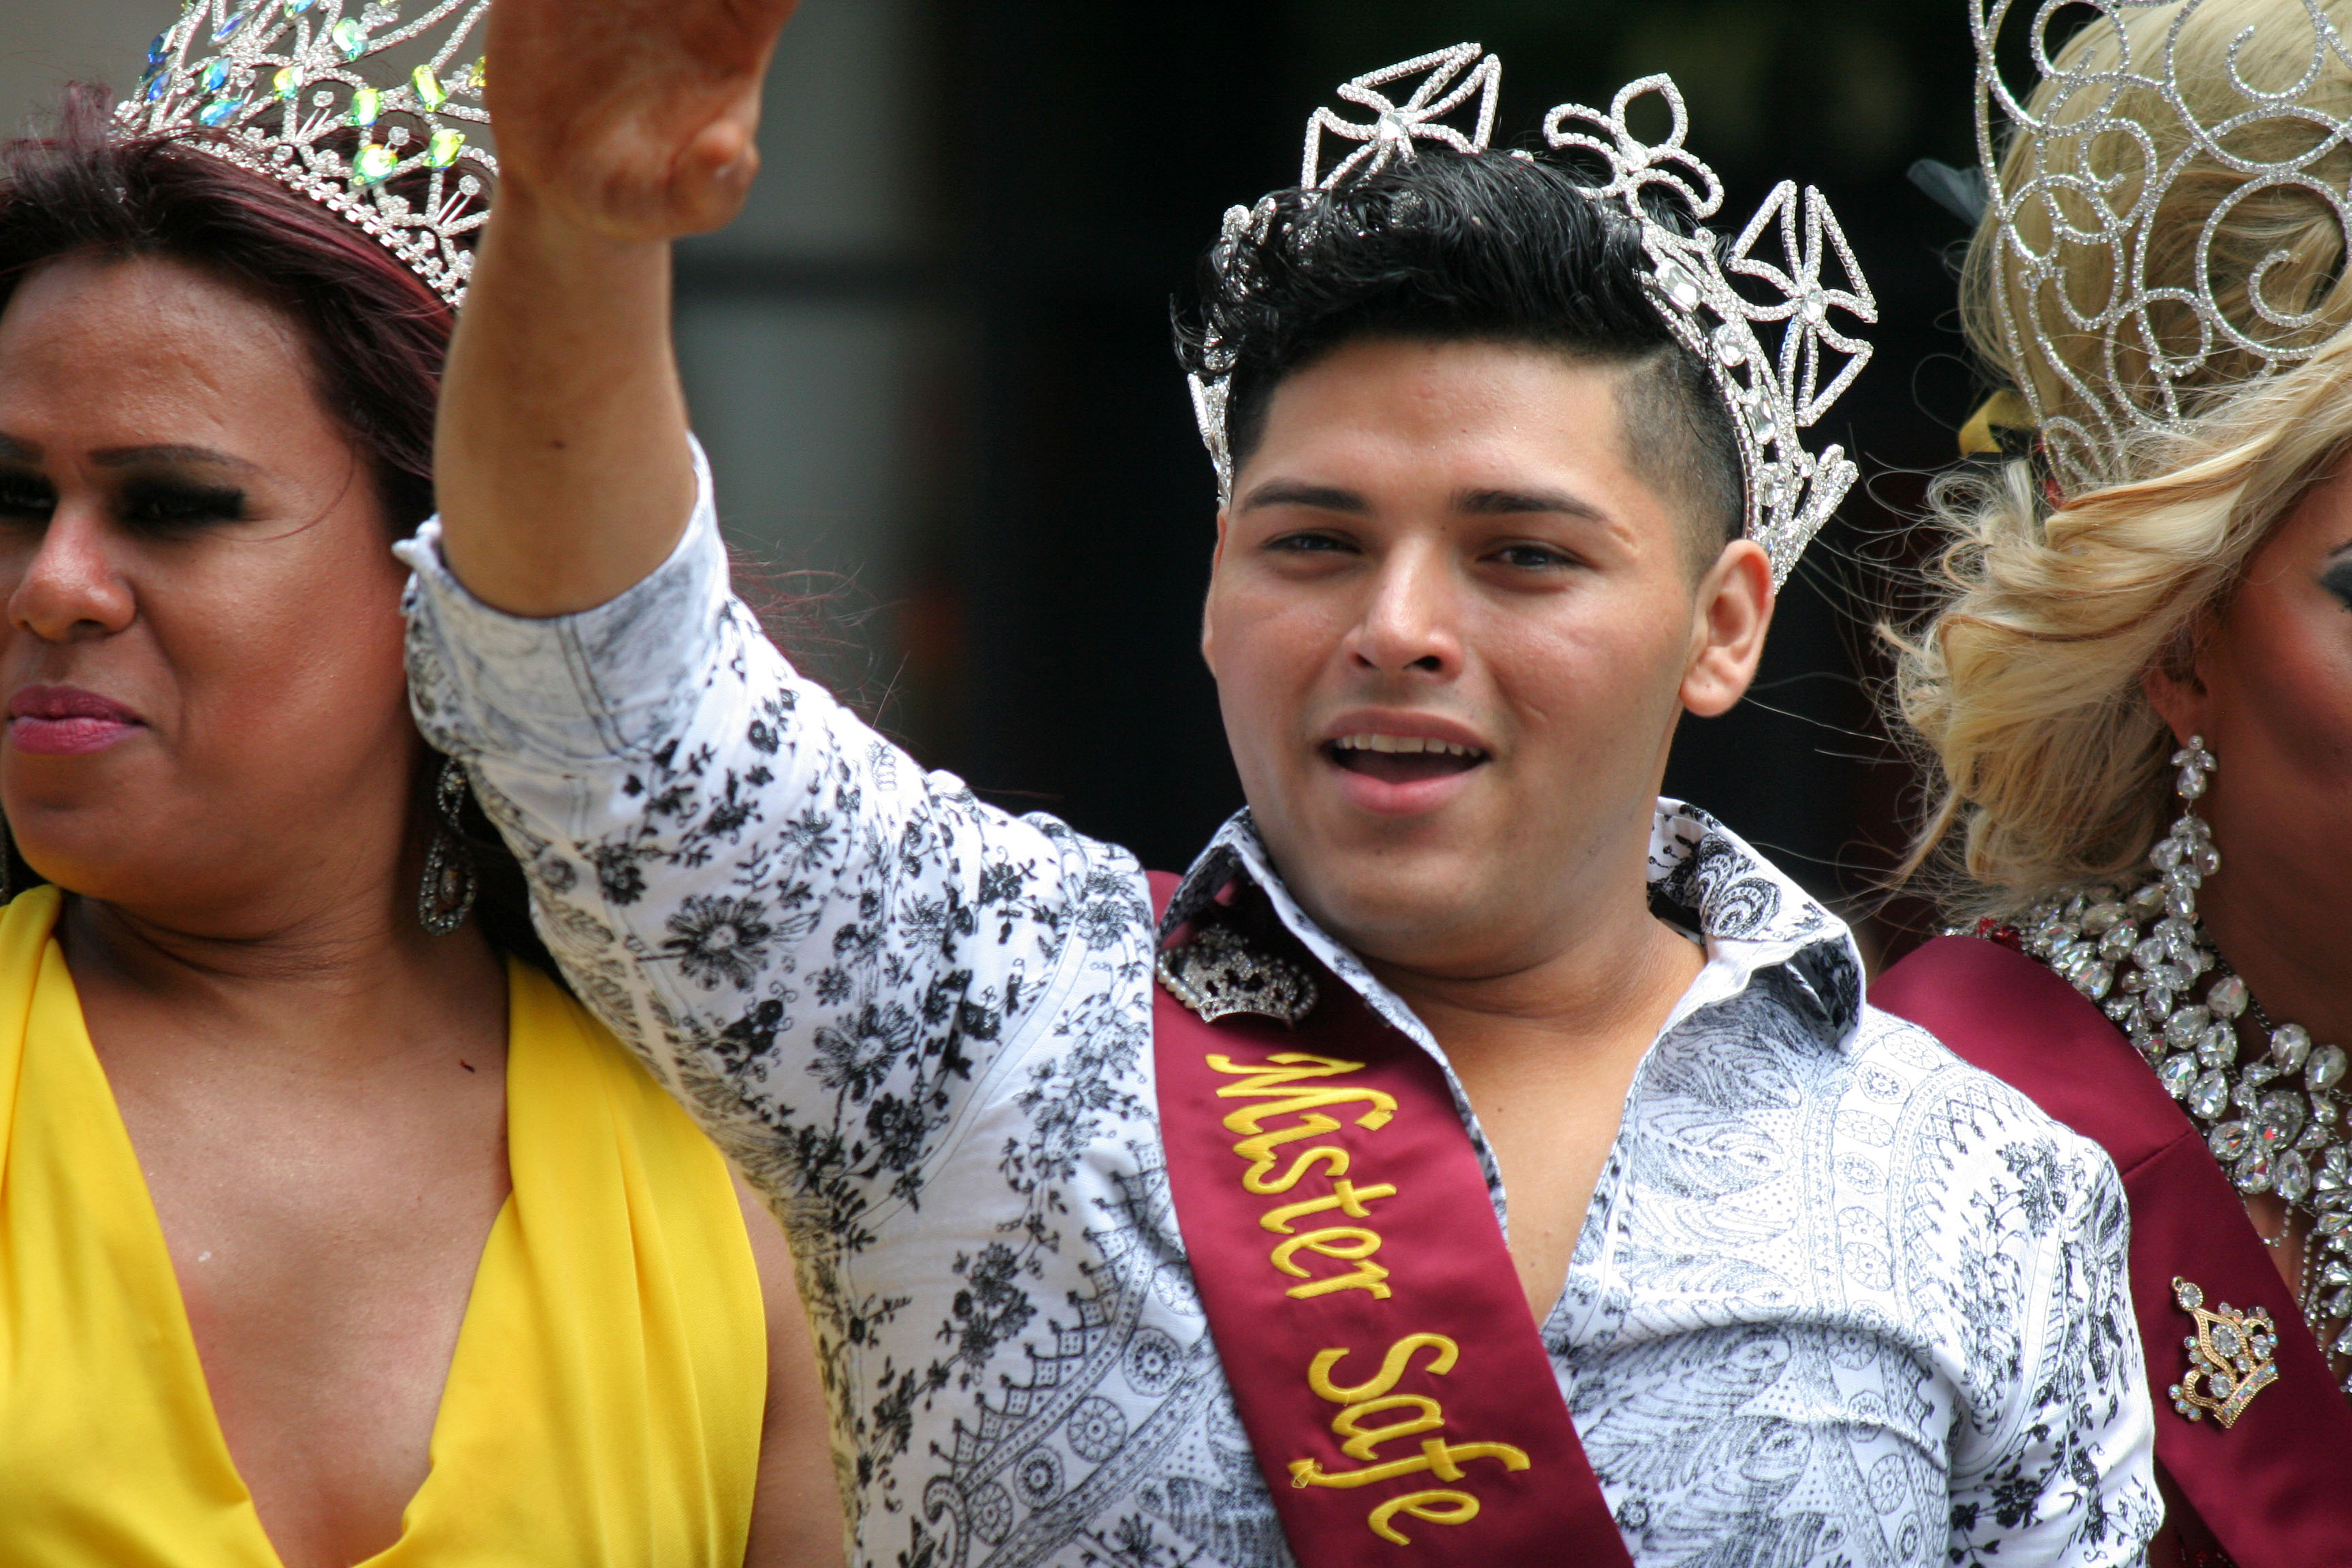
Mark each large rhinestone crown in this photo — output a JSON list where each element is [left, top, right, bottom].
[[1187, 45, 1878, 589], [114, 0, 495, 306], [1976, 0, 2352, 491]]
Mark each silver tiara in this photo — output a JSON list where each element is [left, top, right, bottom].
[[1187, 45, 1878, 589], [1976, 0, 2352, 491], [114, 0, 495, 306]]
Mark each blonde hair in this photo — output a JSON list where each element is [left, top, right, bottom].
[[1897, 333, 2352, 917], [1897, 0, 2352, 917]]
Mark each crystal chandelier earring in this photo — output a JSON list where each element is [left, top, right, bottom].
[[419, 756, 476, 935]]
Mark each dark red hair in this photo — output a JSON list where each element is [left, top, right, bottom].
[[0, 84, 453, 531]]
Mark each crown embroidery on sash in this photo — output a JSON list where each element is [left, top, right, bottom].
[[2168, 1277, 2278, 1429], [1156, 924, 1319, 1027]]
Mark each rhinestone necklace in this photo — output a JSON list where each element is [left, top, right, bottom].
[[1997, 738, 2352, 1382]]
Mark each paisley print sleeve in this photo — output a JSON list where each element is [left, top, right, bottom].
[[1938, 1098, 2159, 1567], [395, 445, 1141, 1249]]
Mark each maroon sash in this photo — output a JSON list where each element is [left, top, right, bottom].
[[1876, 936, 2352, 1567], [1148, 872, 1631, 1568]]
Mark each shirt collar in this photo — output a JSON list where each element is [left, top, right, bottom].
[[1160, 798, 1867, 1059]]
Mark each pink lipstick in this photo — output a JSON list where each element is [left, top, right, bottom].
[[8, 685, 143, 756]]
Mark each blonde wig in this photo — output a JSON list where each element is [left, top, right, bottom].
[[1899, 0, 2352, 916]]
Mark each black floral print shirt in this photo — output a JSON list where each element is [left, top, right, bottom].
[[396, 453, 2158, 1568]]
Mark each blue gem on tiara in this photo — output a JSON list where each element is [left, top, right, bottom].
[[112, 0, 498, 308]]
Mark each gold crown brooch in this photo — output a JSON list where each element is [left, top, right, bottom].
[[2169, 1277, 2278, 1429]]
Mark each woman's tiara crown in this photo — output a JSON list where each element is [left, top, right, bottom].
[[114, 0, 495, 306], [1977, 0, 2352, 490]]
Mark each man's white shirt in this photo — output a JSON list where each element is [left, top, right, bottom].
[[397, 451, 2157, 1568]]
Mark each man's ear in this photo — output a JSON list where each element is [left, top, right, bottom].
[[1681, 537, 1774, 719], [1201, 506, 1230, 673]]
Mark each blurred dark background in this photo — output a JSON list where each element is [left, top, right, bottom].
[[7, 0, 1997, 960]]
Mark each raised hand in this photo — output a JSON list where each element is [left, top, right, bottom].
[[485, 0, 804, 240]]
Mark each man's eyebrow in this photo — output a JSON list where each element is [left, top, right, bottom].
[[1456, 486, 1609, 523], [89, 444, 257, 472], [0, 434, 39, 464], [1237, 480, 1370, 514]]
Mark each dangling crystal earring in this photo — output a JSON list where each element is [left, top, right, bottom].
[[2151, 735, 2221, 924], [419, 757, 478, 935]]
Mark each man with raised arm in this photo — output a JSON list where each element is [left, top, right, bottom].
[[406, 1, 2157, 1562]]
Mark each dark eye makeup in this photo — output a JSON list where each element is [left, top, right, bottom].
[[2322, 552, 2352, 611], [117, 477, 248, 529], [0, 468, 250, 532], [0, 472, 54, 523]]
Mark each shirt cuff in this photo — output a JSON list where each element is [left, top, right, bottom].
[[397, 438, 736, 764]]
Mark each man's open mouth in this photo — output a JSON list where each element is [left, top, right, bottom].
[[1324, 733, 1490, 785]]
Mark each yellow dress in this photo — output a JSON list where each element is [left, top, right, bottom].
[[0, 885, 767, 1566]]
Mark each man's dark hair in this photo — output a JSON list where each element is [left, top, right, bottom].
[[1173, 148, 1744, 561]]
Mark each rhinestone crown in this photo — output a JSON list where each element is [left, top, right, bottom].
[[1974, 0, 2352, 491], [1187, 45, 1879, 589], [114, 0, 495, 306]]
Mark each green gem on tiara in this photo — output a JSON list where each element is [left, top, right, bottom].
[[200, 57, 231, 93], [351, 87, 381, 127], [411, 65, 446, 110], [282, 0, 315, 12], [331, 18, 366, 59], [273, 65, 299, 98], [425, 128, 464, 168], [197, 96, 246, 128], [353, 143, 398, 184]]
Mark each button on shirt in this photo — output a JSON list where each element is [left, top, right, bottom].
[[397, 455, 2157, 1568]]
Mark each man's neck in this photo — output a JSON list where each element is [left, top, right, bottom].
[[1360, 892, 1705, 1323], [1365, 907, 1704, 1075]]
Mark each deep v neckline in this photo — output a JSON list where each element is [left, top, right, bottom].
[[52, 936, 518, 1568]]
